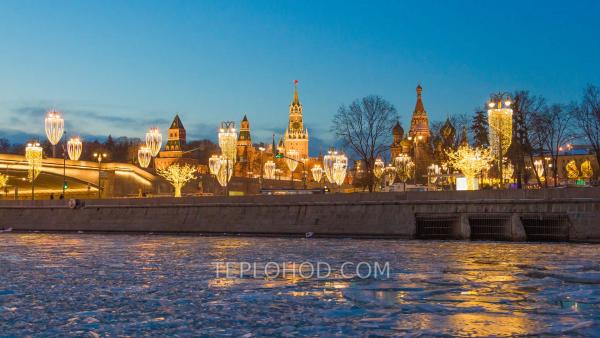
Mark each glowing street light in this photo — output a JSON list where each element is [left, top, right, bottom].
[[45, 110, 64, 158], [25, 142, 43, 200], [93, 152, 107, 198], [67, 137, 83, 161], [138, 146, 152, 168], [487, 93, 513, 186]]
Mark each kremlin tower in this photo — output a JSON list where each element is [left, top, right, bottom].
[[283, 80, 309, 159], [408, 85, 433, 183]]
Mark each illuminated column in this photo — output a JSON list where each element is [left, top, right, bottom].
[[25, 142, 43, 200], [218, 121, 237, 195], [487, 94, 513, 187]]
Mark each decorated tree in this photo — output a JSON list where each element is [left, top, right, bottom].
[[156, 163, 197, 197], [447, 145, 493, 190]]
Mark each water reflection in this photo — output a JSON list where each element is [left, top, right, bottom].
[[0, 234, 599, 336]]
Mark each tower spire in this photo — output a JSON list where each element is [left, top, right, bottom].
[[293, 80, 299, 105]]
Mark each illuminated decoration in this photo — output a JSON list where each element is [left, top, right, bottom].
[[581, 160, 593, 179], [218, 122, 237, 162], [456, 177, 479, 191], [216, 157, 233, 187], [156, 163, 197, 197], [285, 149, 300, 173], [533, 159, 545, 181], [428, 164, 440, 184], [0, 173, 8, 189], [137, 146, 152, 168], [332, 153, 348, 186], [502, 161, 514, 182], [323, 150, 338, 183], [25, 142, 43, 182], [487, 95, 512, 183], [67, 137, 83, 161], [566, 160, 579, 180], [311, 165, 323, 183], [374, 158, 385, 179], [44, 110, 64, 157], [145, 127, 163, 157], [394, 154, 415, 184], [384, 164, 397, 185], [447, 145, 493, 190], [209, 155, 222, 175], [264, 160, 276, 180]]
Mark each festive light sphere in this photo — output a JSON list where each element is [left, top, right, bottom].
[[44, 110, 64, 146], [332, 154, 348, 186], [146, 128, 163, 157], [311, 165, 323, 182], [285, 149, 300, 173], [394, 154, 415, 183], [264, 160, 276, 180], [374, 158, 385, 179], [487, 105, 513, 160], [218, 123, 237, 162], [156, 163, 197, 197], [25, 142, 43, 182], [137, 146, 152, 168], [67, 137, 83, 161]]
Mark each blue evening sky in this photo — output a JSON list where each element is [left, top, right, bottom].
[[0, 0, 599, 153]]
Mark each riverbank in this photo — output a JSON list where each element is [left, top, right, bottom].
[[0, 188, 599, 242]]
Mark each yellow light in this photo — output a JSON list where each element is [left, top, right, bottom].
[[446, 145, 493, 190], [67, 137, 83, 161], [25, 142, 43, 182], [156, 163, 197, 197], [566, 160, 579, 180], [488, 102, 495, 108]]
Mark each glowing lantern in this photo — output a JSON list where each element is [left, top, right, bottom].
[[209, 155, 222, 175], [488, 96, 513, 182], [533, 159, 545, 181], [384, 164, 396, 185], [45, 110, 64, 157], [323, 150, 338, 183], [394, 154, 414, 184], [145, 127, 163, 157], [216, 157, 233, 187], [25, 142, 43, 182], [332, 153, 348, 186], [218, 122, 237, 162], [285, 149, 300, 174], [137, 146, 152, 168]]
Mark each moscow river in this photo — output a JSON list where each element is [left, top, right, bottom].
[[1, 234, 600, 336]]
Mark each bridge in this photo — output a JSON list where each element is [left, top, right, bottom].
[[0, 154, 157, 198]]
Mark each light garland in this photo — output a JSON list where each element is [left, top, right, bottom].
[[216, 157, 233, 187], [67, 137, 83, 161], [447, 145, 493, 190], [487, 103, 513, 161], [373, 158, 384, 179], [44, 110, 64, 146], [285, 149, 300, 173], [264, 160, 276, 180], [137, 146, 152, 168], [311, 165, 323, 182], [332, 154, 348, 186], [394, 154, 414, 183], [25, 142, 43, 182], [218, 123, 237, 163], [146, 128, 163, 157]]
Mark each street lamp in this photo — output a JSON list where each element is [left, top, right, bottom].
[[138, 146, 152, 168], [93, 152, 107, 198], [218, 122, 237, 196], [25, 142, 43, 200], [45, 110, 64, 158], [487, 93, 513, 187]]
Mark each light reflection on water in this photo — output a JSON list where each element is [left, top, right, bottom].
[[0, 234, 599, 336]]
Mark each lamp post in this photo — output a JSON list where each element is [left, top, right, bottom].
[[258, 146, 265, 190], [45, 110, 64, 158], [218, 122, 237, 196], [25, 142, 43, 200], [487, 93, 513, 188], [93, 152, 107, 198]]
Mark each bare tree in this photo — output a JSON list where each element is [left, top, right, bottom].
[[530, 104, 575, 186], [331, 95, 398, 192], [571, 85, 600, 174]]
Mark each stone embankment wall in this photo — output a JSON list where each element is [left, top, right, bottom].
[[0, 188, 599, 242]]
